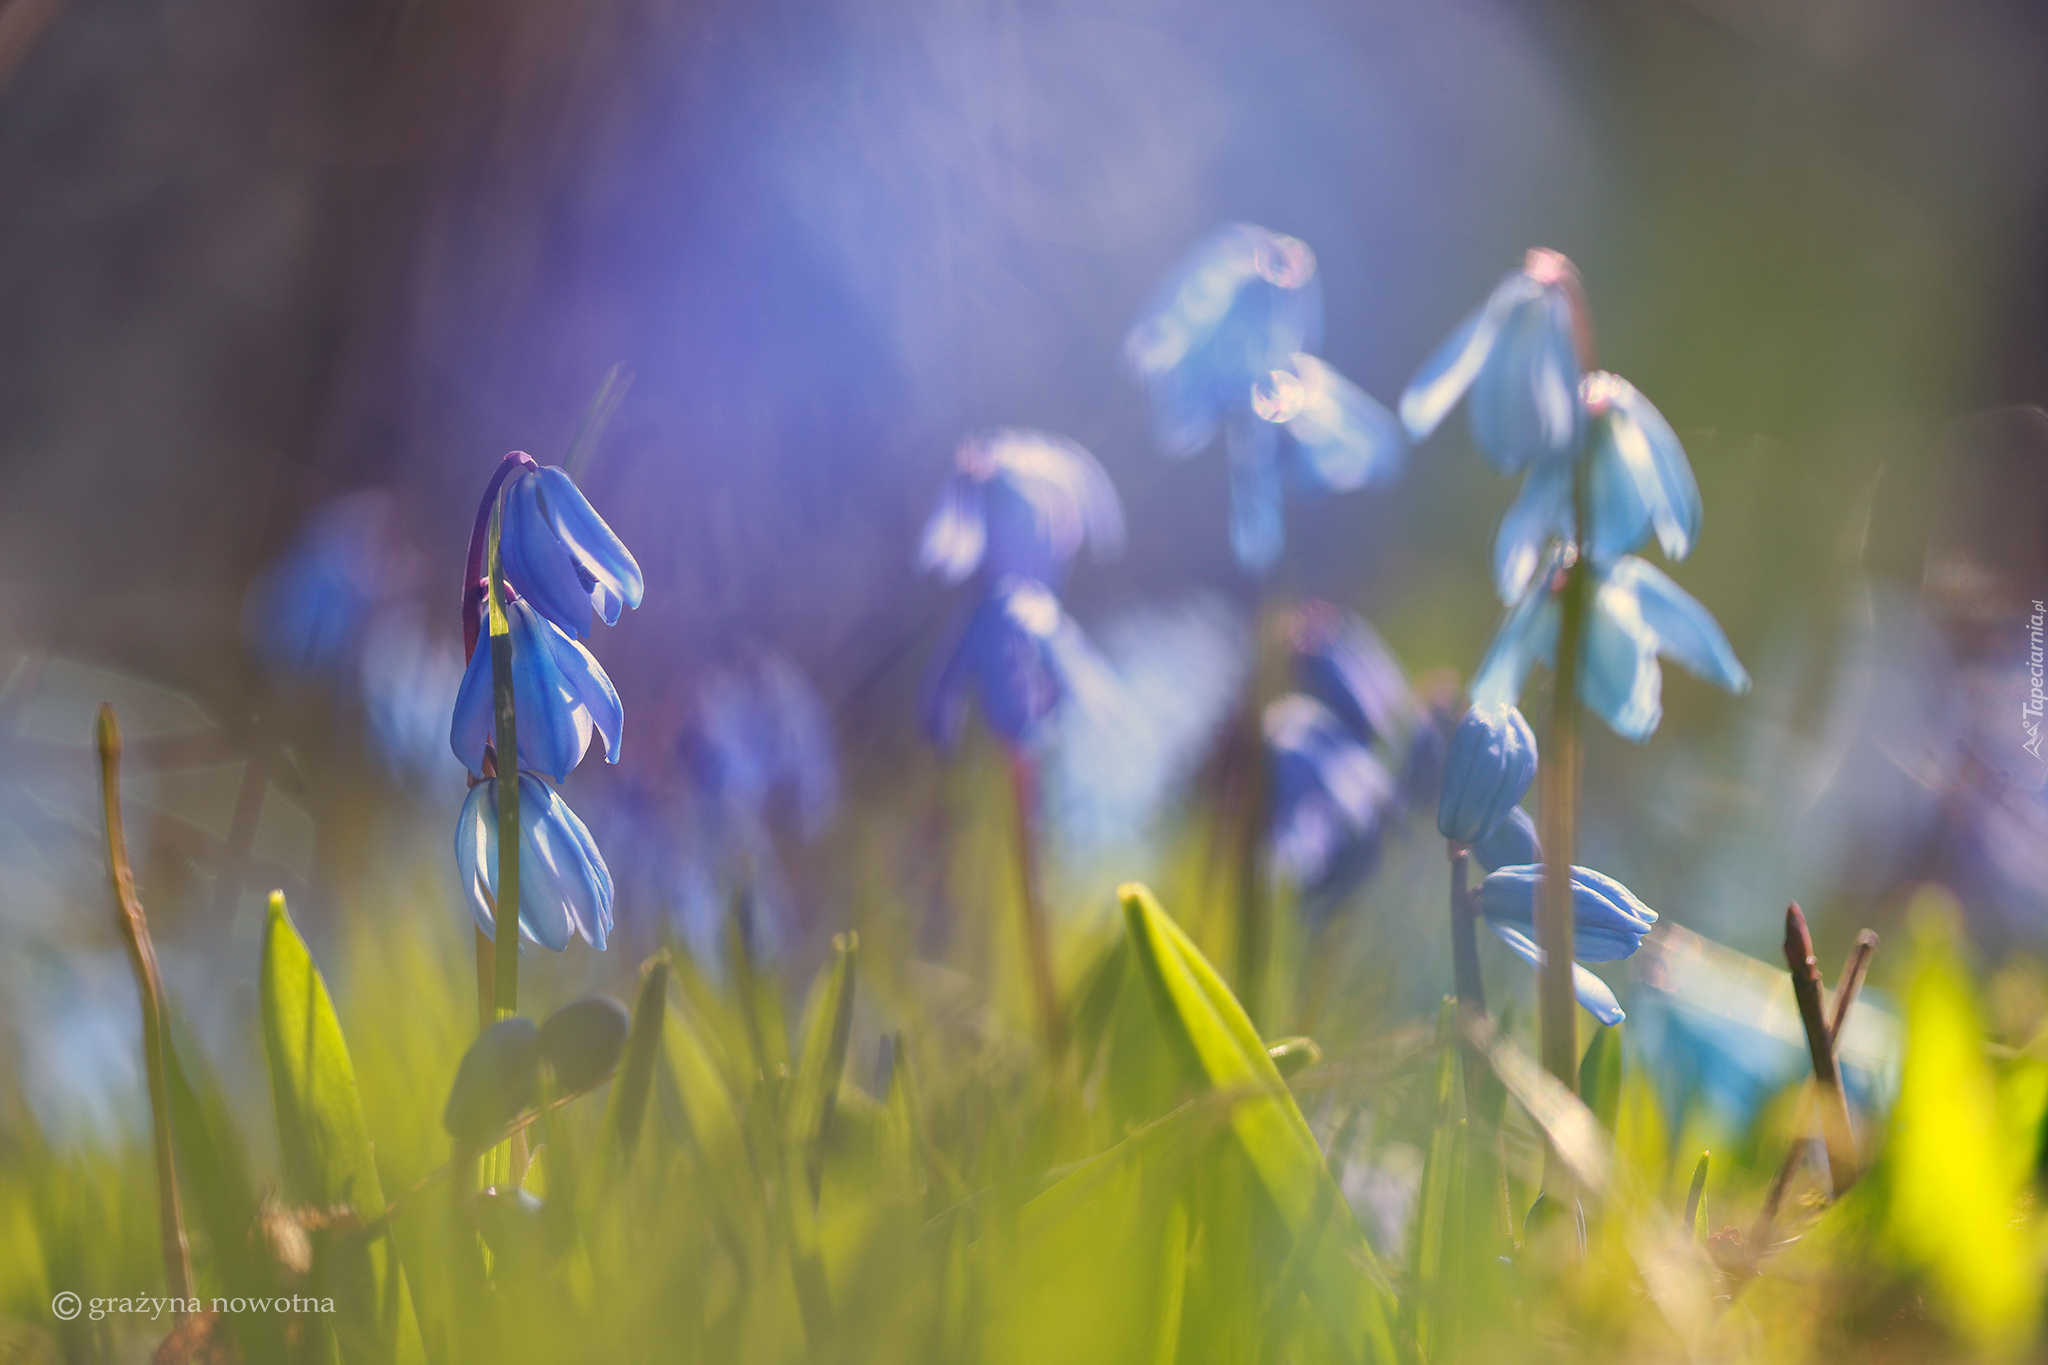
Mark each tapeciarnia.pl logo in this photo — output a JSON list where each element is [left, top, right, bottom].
[[2026, 599, 2046, 761]]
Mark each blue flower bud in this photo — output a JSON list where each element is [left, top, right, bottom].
[[1477, 863, 1657, 962], [1436, 703, 1538, 844], [450, 597, 622, 782], [922, 579, 1118, 750], [1471, 805, 1540, 873], [498, 465, 644, 641]]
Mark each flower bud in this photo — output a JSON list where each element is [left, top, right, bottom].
[[1436, 703, 1538, 844], [1471, 805, 1540, 873], [1477, 864, 1657, 962]]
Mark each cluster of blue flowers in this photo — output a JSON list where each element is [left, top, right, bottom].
[[1434, 702, 1655, 1025], [1125, 224, 1407, 571], [1401, 249, 1749, 741], [1264, 604, 1426, 916], [449, 453, 643, 954], [920, 430, 1124, 751]]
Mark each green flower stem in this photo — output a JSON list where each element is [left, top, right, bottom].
[[95, 704, 194, 1302], [1538, 484, 1589, 1094], [486, 495, 520, 1022], [1007, 752, 1065, 1054], [1447, 845, 1486, 1016]]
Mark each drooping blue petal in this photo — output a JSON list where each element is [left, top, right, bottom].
[[449, 599, 610, 780], [1479, 863, 1657, 962], [1471, 564, 1562, 710], [1226, 411, 1285, 572], [1489, 923, 1626, 1026], [1437, 703, 1539, 845], [501, 471, 594, 638], [1493, 462, 1573, 602], [1579, 577, 1663, 742], [454, 774, 613, 952], [538, 609, 623, 765], [923, 580, 1109, 750], [517, 773, 611, 951], [1286, 603, 1414, 748], [1582, 373, 1700, 565], [917, 475, 986, 583], [1399, 271, 1542, 441], [1472, 805, 1540, 873], [1616, 556, 1751, 695], [534, 465, 644, 616], [1266, 354, 1408, 492], [1468, 286, 1583, 474], [243, 491, 395, 681], [1022, 590, 1121, 724]]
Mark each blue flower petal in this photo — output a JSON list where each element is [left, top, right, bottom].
[[535, 465, 643, 615], [1582, 373, 1699, 565], [1616, 556, 1751, 695], [1488, 922, 1627, 1026], [1437, 703, 1538, 844], [1468, 287, 1583, 474], [1471, 566, 1561, 710], [455, 780, 496, 940], [1286, 603, 1413, 748], [517, 773, 604, 952], [1265, 693, 1396, 888], [501, 471, 593, 639], [538, 611, 623, 765], [1226, 412, 1285, 572], [1399, 270, 1542, 441], [1494, 462, 1573, 602], [1579, 579, 1662, 742], [1269, 354, 1408, 492], [917, 475, 986, 583], [1477, 863, 1656, 962]]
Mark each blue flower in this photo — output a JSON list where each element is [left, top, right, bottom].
[[1128, 226, 1405, 571], [1400, 248, 1589, 475], [684, 651, 839, 839], [464, 456, 644, 657], [1478, 863, 1657, 1025], [1126, 224, 1323, 458], [455, 772, 614, 951], [1473, 550, 1749, 742], [1491, 371, 1702, 601], [924, 578, 1118, 750], [1436, 702, 1538, 844], [918, 430, 1124, 588], [243, 492, 402, 681], [1264, 692, 1398, 900], [450, 597, 623, 781], [1285, 602, 1415, 749], [1471, 804, 1540, 873]]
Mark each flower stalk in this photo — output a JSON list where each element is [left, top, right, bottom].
[[95, 704, 194, 1302], [486, 494, 521, 1021], [1538, 524, 1587, 1091], [1007, 753, 1064, 1054]]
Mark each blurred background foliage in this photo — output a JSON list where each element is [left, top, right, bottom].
[[3, 0, 2048, 1359]]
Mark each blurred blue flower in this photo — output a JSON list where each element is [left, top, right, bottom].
[[1478, 863, 1657, 1025], [918, 430, 1125, 588], [244, 491, 408, 681], [1127, 224, 1323, 457], [1474, 550, 1749, 742], [924, 578, 1118, 750], [1471, 805, 1540, 873], [1400, 248, 1589, 475], [358, 604, 467, 786], [1491, 371, 1702, 601], [1265, 692, 1398, 898], [462, 454, 643, 658], [450, 597, 623, 781], [455, 771, 614, 952], [685, 651, 839, 839], [1127, 225, 1406, 571], [1436, 702, 1538, 844], [1286, 601, 1416, 748]]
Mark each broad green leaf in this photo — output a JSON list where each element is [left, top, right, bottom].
[[1886, 890, 2040, 1350], [1119, 883, 1395, 1360], [259, 890, 421, 1365]]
